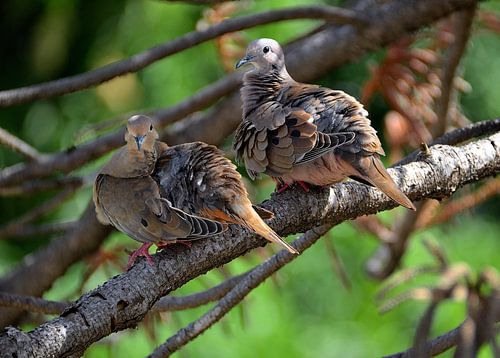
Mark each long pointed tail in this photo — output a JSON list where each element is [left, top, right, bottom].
[[356, 155, 416, 211], [232, 201, 299, 254]]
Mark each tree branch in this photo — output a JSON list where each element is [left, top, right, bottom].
[[0, 5, 365, 107], [0, 127, 42, 161], [149, 225, 330, 357], [0, 131, 497, 356]]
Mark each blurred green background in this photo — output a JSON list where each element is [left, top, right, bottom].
[[0, 0, 499, 357]]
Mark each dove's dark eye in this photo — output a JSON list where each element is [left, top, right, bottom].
[[263, 46, 270, 54], [149, 125, 153, 131]]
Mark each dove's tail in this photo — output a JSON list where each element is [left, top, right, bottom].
[[353, 155, 416, 211], [230, 200, 299, 254]]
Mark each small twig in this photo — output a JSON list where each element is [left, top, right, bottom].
[[433, 6, 476, 137], [2, 222, 76, 240], [148, 225, 331, 357], [0, 176, 83, 197], [384, 323, 462, 357], [0, 127, 42, 161], [0, 293, 69, 315], [397, 118, 500, 166], [153, 273, 245, 311], [419, 177, 500, 229], [0, 5, 366, 107], [0, 188, 76, 239]]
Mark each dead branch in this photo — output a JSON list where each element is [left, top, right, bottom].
[[0, 132, 497, 356], [149, 225, 331, 357], [0, 5, 365, 107]]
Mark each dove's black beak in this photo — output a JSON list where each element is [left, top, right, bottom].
[[236, 55, 253, 69], [134, 135, 145, 151]]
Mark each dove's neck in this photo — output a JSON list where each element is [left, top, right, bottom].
[[241, 67, 294, 118]]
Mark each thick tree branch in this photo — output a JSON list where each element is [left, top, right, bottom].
[[0, 5, 365, 107], [0, 132, 498, 356]]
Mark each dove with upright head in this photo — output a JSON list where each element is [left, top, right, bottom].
[[93, 115, 298, 268], [234, 38, 416, 210]]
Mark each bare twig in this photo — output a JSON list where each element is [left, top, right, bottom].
[[149, 225, 331, 357], [0, 188, 77, 239], [2, 222, 76, 240], [433, 6, 476, 137], [153, 273, 245, 311], [0, 5, 365, 107], [0, 177, 83, 197], [397, 118, 500, 167], [0, 293, 69, 315], [0, 127, 42, 161]]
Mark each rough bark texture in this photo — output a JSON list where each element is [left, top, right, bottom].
[[1, 132, 498, 357]]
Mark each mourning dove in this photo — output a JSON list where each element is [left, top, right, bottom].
[[94, 115, 227, 267], [234, 38, 416, 210], [94, 115, 298, 268]]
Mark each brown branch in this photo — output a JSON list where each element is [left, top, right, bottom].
[[149, 225, 330, 357], [0, 131, 497, 356], [0, 127, 42, 161], [0, 176, 83, 197], [2, 222, 76, 240], [152, 273, 245, 311], [0, 293, 69, 315], [0, 5, 365, 107], [433, 5, 476, 137], [0, 188, 77, 239]]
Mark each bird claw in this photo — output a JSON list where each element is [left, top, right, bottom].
[[127, 243, 154, 269], [276, 181, 310, 193]]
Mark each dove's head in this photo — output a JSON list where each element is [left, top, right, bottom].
[[125, 115, 158, 152], [236, 38, 286, 74]]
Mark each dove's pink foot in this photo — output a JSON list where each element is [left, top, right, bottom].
[[277, 182, 290, 193], [297, 181, 310, 192], [127, 243, 154, 269]]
